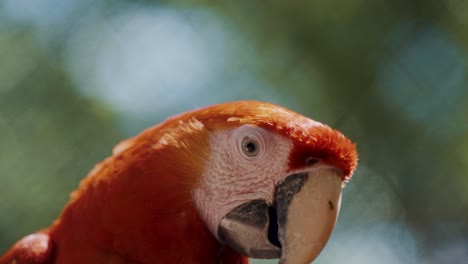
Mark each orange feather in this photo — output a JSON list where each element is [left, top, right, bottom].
[[0, 100, 356, 264]]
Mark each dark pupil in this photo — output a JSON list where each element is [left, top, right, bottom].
[[245, 142, 256, 153]]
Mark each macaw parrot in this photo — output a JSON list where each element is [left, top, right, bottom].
[[0, 100, 357, 264]]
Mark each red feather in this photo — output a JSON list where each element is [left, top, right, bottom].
[[1, 100, 356, 264]]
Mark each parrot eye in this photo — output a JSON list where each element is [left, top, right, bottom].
[[242, 137, 259, 156], [234, 125, 269, 159]]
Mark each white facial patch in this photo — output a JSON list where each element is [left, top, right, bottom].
[[193, 125, 293, 237]]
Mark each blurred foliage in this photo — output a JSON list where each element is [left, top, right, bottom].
[[0, 27, 124, 247], [0, 0, 467, 263]]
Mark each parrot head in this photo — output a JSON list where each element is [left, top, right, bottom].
[[146, 100, 358, 263], [0, 100, 357, 264]]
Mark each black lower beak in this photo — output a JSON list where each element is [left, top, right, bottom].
[[217, 199, 282, 258]]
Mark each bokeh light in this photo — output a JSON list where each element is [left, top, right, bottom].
[[377, 22, 465, 138]]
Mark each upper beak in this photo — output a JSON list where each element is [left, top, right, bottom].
[[218, 167, 343, 263]]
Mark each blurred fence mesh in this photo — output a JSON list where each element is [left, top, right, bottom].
[[0, 1, 467, 263]]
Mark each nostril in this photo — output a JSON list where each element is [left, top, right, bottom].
[[306, 157, 320, 166]]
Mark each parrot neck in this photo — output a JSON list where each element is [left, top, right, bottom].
[[47, 149, 246, 263]]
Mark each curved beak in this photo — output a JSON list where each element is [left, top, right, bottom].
[[218, 167, 343, 263]]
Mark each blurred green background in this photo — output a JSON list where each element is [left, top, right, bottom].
[[1, 1, 467, 263]]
